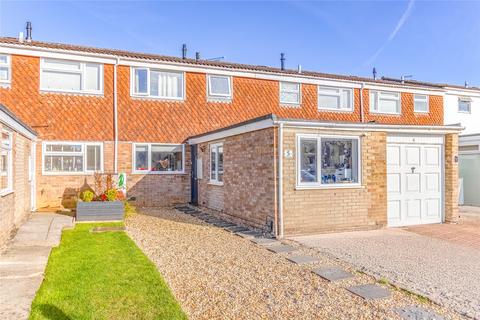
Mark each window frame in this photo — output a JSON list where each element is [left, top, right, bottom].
[[207, 75, 232, 100], [369, 90, 401, 115], [42, 141, 104, 176], [317, 86, 353, 112], [279, 81, 301, 106], [0, 54, 11, 86], [209, 142, 224, 185], [132, 143, 185, 174], [130, 67, 185, 101], [0, 129, 13, 195], [413, 94, 429, 113], [296, 134, 362, 189], [39, 58, 103, 95], [458, 99, 472, 114]]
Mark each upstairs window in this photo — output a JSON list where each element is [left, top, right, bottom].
[[369, 90, 401, 114], [414, 94, 429, 113], [0, 129, 12, 194], [43, 142, 103, 174], [458, 98, 471, 113], [133, 144, 184, 173], [207, 75, 232, 100], [0, 55, 11, 85], [40, 58, 103, 94], [132, 67, 184, 100], [318, 86, 353, 111], [210, 143, 224, 184], [280, 82, 301, 105]]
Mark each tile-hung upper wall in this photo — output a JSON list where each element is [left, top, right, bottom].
[[0, 55, 445, 144]]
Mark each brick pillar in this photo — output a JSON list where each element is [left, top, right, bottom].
[[445, 133, 459, 223]]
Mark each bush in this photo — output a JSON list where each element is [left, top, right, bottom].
[[124, 201, 137, 218], [105, 189, 118, 201], [81, 190, 95, 202]]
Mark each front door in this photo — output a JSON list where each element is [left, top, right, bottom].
[[387, 142, 443, 227], [190, 145, 199, 205]]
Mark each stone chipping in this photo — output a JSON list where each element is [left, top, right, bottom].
[[126, 208, 465, 320]]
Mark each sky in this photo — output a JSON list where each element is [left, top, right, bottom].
[[0, 0, 479, 86]]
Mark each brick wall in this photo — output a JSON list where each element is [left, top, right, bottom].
[[445, 133, 459, 223], [0, 130, 33, 247], [281, 128, 387, 236], [197, 128, 277, 231]]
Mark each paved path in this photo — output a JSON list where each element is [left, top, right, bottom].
[[0, 213, 73, 320], [292, 228, 480, 319]]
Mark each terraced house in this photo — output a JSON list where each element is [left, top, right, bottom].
[[0, 34, 462, 238]]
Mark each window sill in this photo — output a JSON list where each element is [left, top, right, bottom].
[[0, 189, 14, 197], [207, 97, 232, 103], [369, 111, 401, 116], [318, 108, 353, 113], [130, 95, 185, 102], [208, 181, 224, 186], [414, 110, 429, 114], [40, 89, 104, 97], [0, 82, 11, 89], [295, 183, 363, 190], [458, 111, 471, 114], [131, 171, 186, 175]]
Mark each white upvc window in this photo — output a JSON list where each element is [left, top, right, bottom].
[[42, 142, 103, 175], [0, 129, 13, 195], [0, 55, 11, 86], [414, 94, 429, 113], [280, 82, 301, 105], [209, 142, 224, 185], [318, 86, 353, 111], [458, 98, 472, 114], [297, 134, 361, 189], [133, 143, 185, 174], [131, 67, 184, 100], [207, 75, 232, 100], [40, 58, 103, 94], [369, 90, 401, 114]]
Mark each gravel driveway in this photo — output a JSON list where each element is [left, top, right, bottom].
[[292, 228, 480, 319], [126, 208, 463, 320]]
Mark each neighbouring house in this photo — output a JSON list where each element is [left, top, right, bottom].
[[443, 85, 480, 206], [0, 103, 37, 247], [0, 30, 464, 236]]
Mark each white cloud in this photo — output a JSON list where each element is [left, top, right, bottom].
[[363, 0, 415, 67]]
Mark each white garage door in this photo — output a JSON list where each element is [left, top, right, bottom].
[[387, 137, 443, 227]]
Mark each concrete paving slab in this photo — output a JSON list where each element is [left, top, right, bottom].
[[394, 305, 445, 320], [236, 230, 262, 239], [312, 267, 354, 282], [347, 284, 391, 300], [225, 226, 248, 233], [250, 238, 279, 246], [267, 244, 297, 254], [286, 255, 318, 265], [0, 213, 73, 319]]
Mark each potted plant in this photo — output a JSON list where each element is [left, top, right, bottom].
[[76, 173, 125, 222]]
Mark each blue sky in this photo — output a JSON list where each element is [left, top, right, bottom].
[[0, 1, 479, 86]]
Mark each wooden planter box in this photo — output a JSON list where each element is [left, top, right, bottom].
[[76, 201, 124, 222]]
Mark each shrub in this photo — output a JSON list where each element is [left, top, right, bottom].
[[81, 190, 94, 202]]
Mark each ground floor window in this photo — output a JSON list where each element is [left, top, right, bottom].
[[0, 128, 12, 193], [297, 134, 360, 187], [133, 143, 184, 173], [43, 142, 103, 174], [210, 143, 223, 184]]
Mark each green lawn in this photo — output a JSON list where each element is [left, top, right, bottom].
[[30, 223, 187, 320]]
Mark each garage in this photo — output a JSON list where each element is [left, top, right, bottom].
[[387, 135, 444, 227]]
